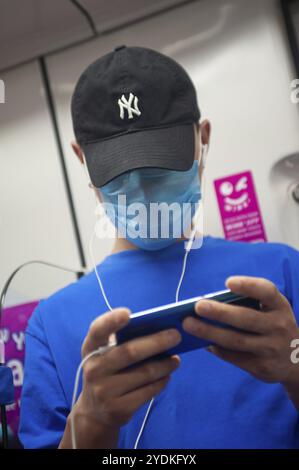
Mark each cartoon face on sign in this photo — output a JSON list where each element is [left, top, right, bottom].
[[214, 171, 267, 243], [219, 176, 251, 212]]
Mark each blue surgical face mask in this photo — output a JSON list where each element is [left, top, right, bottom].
[[99, 161, 201, 251]]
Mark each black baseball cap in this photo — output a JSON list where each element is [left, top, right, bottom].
[[71, 45, 201, 187]]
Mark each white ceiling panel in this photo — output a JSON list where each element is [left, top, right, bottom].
[[0, 0, 92, 70], [0, 0, 191, 71], [80, 0, 192, 32]]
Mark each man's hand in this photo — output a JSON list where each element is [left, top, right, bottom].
[[182, 276, 299, 408], [60, 308, 181, 449]]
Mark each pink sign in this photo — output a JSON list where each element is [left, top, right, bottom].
[[214, 171, 267, 243], [1, 301, 38, 443]]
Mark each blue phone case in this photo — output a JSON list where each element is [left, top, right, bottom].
[[116, 290, 260, 356]]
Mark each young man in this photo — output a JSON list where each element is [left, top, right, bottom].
[[19, 46, 299, 449]]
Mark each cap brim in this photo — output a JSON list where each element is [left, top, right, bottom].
[[82, 123, 195, 187]]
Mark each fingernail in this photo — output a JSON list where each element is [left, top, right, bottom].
[[119, 307, 131, 314], [167, 329, 181, 342], [171, 354, 181, 363], [196, 300, 212, 313], [184, 317, 201, 332], [226, 277, 242, 288], [117, 308, 131, 323], [171, 356, 181, 368]]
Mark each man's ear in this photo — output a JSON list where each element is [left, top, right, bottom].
[[71, 141, 84, 164], [200, 120, 211, 147]]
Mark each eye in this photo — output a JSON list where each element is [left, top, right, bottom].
[[220, 181, 233, 196], [235, 176, 248, 192]]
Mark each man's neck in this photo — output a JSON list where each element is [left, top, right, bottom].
[[111, 228, 201, 255], [111, 237, 138, 254]]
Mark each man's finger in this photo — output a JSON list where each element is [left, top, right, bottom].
[[225, 276, 284, 310], [195, 299, 270, 334], [182, 316, 262, 352], [82, 308, 130, 357], [104, 356, 180, 397], [107, 329, 181, 372], [207, 345, 255, 372], [116, 376, 170, 417]]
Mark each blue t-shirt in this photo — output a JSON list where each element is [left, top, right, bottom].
[[19, 236, 299, 449]]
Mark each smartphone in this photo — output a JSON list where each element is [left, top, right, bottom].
[[116, 290, 261, 356]]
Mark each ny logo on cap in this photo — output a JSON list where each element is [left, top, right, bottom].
[[118, 93, 141, 120]]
